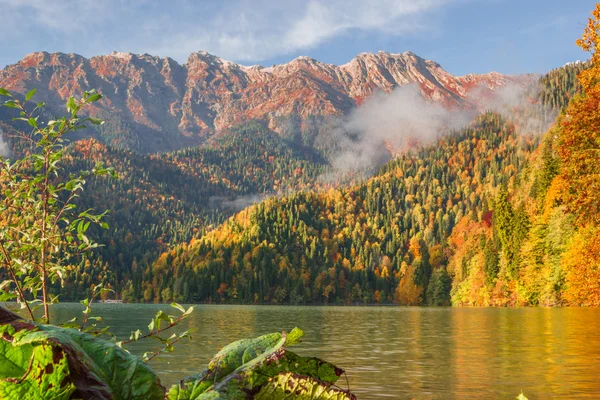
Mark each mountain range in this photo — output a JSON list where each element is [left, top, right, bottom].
[[0, 50, 534, 152]]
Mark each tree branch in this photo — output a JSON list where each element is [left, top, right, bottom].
[[122, 315, 186, 345], [0, 240, 35, 321]]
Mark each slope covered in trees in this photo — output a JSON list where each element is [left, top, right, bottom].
[[0, 119, 329, 300], [438, 11, 600, 307], [141, 59, 591, 306], [145, 113, 536, 304], [65, 122, 329, 300], [537, 61, 589, 112], [161, 120, 327, 195]]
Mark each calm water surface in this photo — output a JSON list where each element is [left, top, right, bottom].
[[26, 304, 600, 398]]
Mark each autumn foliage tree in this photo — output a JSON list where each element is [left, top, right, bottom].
[[558, 4, 600, 226], [562, 225, 600, 306], [554, 4, 600, 305]]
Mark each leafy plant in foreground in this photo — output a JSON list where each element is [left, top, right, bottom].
[[168, 326, 353, 399], [58, 282, 114, 337], [0, 305, 355, 399], [0, 88, 196, 361], [0, 305, 164, 399], [122, 302, 195, 362], [0, 88, 114, 323]]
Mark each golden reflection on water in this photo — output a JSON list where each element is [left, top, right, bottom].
[[39, 304, 600, 399]]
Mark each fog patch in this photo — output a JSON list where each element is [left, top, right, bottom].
[[212, 78, 554, 211], [469, 80, 556, 135], [209, 194, 268, 212], [0, 127, 10, 158], [321, 84, 474, 179], [320, 79, 552, 180]]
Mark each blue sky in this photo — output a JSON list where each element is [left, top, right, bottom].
[[0, 0, 596, 75]]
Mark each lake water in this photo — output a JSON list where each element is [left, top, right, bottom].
[[9, 303, 600, 399]]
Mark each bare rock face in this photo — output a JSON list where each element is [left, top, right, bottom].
[[0, 50, 535, 152]]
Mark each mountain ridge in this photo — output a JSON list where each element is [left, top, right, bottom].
[[0, 50, 535, 152]]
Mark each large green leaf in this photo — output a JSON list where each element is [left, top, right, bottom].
[[168, 333, 285, 399], [0, 325, 31, 379], [168, 328, 355, 400], [1, 307, 355, 400], [170, 329, 292, 398], [0, 306, 164, 400], [0, 324, 75, 399], [245, 351, 344, 388]]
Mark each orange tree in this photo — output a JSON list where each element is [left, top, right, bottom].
[[557, 3, 600, 226]]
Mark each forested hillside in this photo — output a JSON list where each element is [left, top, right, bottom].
[[0, 119, 330, 300], [161, 121, 327, 195], [140, 61, 591, 306], [537, 61, 588, 111], [449, 22, 600, 306], [145, 114, 533, 304]]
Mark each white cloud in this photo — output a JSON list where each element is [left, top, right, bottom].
[[284, 0, 442, 49], [0, 127, 10, 158], [0, 0, 458, 64], [323, 84, 473, 176], [154, 0, 453, 62], [320, 77, 551, 178], [0, 0, 106, 32]]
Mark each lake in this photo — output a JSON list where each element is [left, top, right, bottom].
[[11, 303, 600, 399]]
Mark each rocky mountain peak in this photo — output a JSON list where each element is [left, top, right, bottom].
[[0, 50, 535, 152]]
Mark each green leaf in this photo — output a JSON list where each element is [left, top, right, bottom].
[[0, 280, 12, 291], [168, 327, 354, 400], [66, 97, 77, 114], [0, 87, 11, 97], [171, 303, 186, 314], [0, 292, 17, 302], [88, 117, 104, 125], [24, 88, 36, 102], [255, 372, 354, 400], [86, 93, 102, 103], [3, 100, 19, 109], [59, 318, 79, 330], [130, 329, 142, 342], [154, 310, 171, 330], [284, 327, 303, 346], [0, 308, 165, 400], [0, 324, 75, 399]]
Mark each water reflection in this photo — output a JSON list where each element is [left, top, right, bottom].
[[12, 304, 600, 399]]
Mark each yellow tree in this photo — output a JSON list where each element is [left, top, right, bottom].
[[562, 226, 600, 306], [395, 261, 423, 305]]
